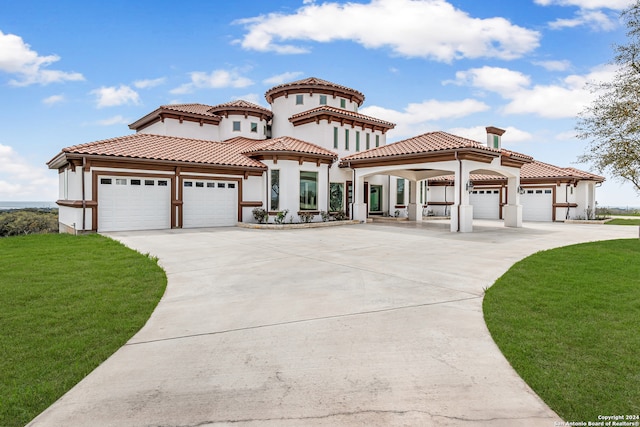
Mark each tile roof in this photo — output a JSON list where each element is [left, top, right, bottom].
[[289, 106, 395, 129], [53, 133, 266, 169], [265, 76, 366, 105], [341, 131, 503, 161], [241, 136, 338, 158], [208, 100, 273, 118], [160, 103, 220, 117]]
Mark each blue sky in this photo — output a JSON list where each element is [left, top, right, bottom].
[[1, 0, 639, 207]]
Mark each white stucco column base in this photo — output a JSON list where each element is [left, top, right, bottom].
[[450, 205, 473, 232], [504, 204, 523, 228], [352, 203, 368, 222], [408, 203, 422, 221]]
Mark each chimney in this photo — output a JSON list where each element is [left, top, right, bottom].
[[486, 126, 506, 149]]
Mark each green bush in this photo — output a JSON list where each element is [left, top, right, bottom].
[[0, 209, 58, 237]]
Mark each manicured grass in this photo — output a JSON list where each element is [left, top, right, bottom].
[[0, 234, 166, 427], [483, 239, 640, 422], [606, 218, 640, 225]]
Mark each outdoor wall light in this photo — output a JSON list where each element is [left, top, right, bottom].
[[518, 185, 526, 195], [466, 181, 474, 193]]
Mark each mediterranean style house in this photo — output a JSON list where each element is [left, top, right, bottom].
[[47, 77, 604, 233]]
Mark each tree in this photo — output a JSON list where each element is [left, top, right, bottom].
[[576, 1, 640, 193]]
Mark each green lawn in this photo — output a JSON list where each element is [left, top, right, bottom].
[[0, 234, 166, 427], [483, 239, 640, 422], [606, 218, 640, 225]]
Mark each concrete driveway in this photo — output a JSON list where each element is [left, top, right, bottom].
[[28, 220, 637, 426]]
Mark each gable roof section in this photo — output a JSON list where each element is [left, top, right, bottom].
[[47, 133, 267, 170], [265, 77, 366, 106], [128, 103, 222, 131], [339, 131, 531, 167], [228, 136, 338, 165], [289, 106, 395, 132]]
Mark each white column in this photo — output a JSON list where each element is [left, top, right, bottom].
[[450, 161, 473, 232], [504, 176, 523, 228], [351, 171, 367, 222], [407, 180, 422, 221]]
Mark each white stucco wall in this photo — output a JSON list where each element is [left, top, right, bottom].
[[219, 115, 268, 141]]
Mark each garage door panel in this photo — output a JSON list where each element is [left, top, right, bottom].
[[183, 179, 238, 228], [98, 177, 171, 232], [521, 188, 553, 222], [470, 189, 500, 219]]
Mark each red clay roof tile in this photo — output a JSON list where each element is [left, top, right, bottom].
[[289, 106, 395, 129]]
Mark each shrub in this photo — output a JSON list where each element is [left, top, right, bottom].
[[298, 211, 315, 223], [274, 209, 289, 224], [0, 209, 58, 237], [252, 207, 268, 224], [320, 210, 330, 222], [333, 210, 347, 221]]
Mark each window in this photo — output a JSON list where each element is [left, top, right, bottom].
[[232, 121, 241, 132], [340, 99, 346, 108], [333, 127, 338, 149], [300, 171, 318, 210], [375, 135, 380, 147], [217, 183, 225, 188], [330, 182, 344, 211], [207, 182, 215, 188], [296, 94, 304, 105], [100, 178, 112, 185], [158, 180, 168, 186], [145, 180, 154, 186], [355, 131, 360, 151], [131, 179, 141, 186], [319, 95, 327, 105], [345, 129, 349, 150], [545, 189, 552, 194], [527, 190, 534, 194], [116, 179, 127, 185], [196, 182, 204, 188], [250, 122, 258, 133], [396, 179, 405, 205], [493, 135, 499, 149], [271, 170, 280, 210], [184, 181, 193, 187], [366, 133, 370, 150], [228, 183, 235, 189], [536, 190, 543, 194]]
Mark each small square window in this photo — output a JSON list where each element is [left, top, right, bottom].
[[545, 189, 552, 194], [250, 122, 258, 133], [131, 179, 141, 186], [527, 190, 534, 194], [184, 181, 193, 187], [217, 183, 225, 188], [228, 183, 235, 189], [319, 95, 327, 105], [340, 99, 346, 108], [116, 179, 127, 185], [145, 180, 154, 186], [536, 190, 543, 194], [196, 182, 204, 188], [296, 94, 304, 105], [232, 121, 241, 131], [100, 178, 112, 185], [158, 180, 168, 186], [207, 182, 215, 188]]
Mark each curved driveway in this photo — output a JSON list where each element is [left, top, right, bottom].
[[29, 221, 637, 426]]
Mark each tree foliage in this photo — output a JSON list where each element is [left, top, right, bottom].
[[577, 1, 640, 193]]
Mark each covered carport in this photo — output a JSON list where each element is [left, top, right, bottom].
[[339, 131, 532, 232]]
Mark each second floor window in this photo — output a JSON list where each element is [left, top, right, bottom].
[[296, 94, 304, 105], [233, 121, 241, 131]]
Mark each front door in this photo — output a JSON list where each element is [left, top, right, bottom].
[[370, 185, 382, 212]]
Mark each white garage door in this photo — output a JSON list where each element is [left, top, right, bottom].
[[521, 188, 553, 222], [98, 176, 171, 232], [183, 179, 238, 228], [470, 189, 500, 219]]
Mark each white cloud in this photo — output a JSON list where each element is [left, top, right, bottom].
[[91, 85, 140, 108], [548, 9, 618, 30], [171, 69, 253, 94], [0, 30, 84, 86], [234, 0, 540, 62], [133, 77, 166, 89], [447, 126, 533, 144], [263, 71, 304, 86], [0, 143, 57, 200], [361, 98, 489, 139], [533, 60, 571, 71], [450, 65, 617, 119], [42, 94, 65, 106], [96, 115, 130, 126], [534, 0, 632, 9], [232, 93, 263, 105]]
